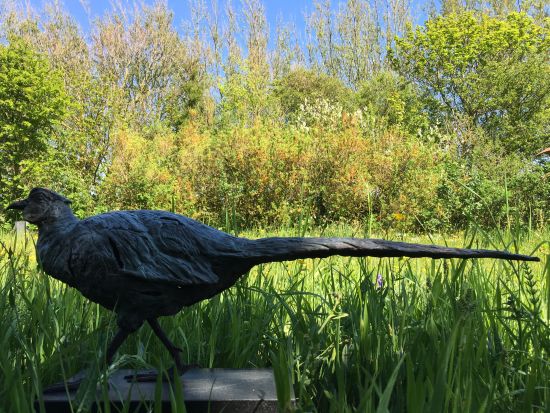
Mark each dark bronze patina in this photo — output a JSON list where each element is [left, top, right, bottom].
[[8, 188, 539, 386]]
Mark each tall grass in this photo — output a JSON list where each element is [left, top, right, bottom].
[[0, 226, 548, 412]]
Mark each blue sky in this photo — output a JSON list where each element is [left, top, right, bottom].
[[29, 0, 429, 43], [62, 1, 313, 32], [45, 0, 326, 35]]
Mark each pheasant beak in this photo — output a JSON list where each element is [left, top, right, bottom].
[[7, 199, 29, 211]]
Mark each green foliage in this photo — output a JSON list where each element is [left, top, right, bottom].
[[0, 228, 548, 412], [391, 12, 550, 155], [92, 118, 445, 231], [217, 64, 276, 127], [0, 5, 549, 232], [273, 68, 354, 120], [99, 128, 182, 212], [435, 136, 550, 231], [0, 4, 548, 412], [355, 71, 429, 136], [0, 38, 68, 213], [92, 3, 207, 132]]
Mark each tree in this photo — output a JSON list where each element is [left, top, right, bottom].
[[216, 0, 276, 127], [390, 12, 550, 155], [0, 38, 68, 213], [0, 5, 116, 211], [435, 0, 549, 23], [92, 2, 206, 132], [356, 70, 428, 136], [305, 0, 385, 88], [273, 68, 354, 119]]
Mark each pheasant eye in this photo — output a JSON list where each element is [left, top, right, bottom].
[[30, 194, 43, 203]]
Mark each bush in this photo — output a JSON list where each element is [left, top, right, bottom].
[[436, 139, 550, 231], [95, 114, 445, 232]]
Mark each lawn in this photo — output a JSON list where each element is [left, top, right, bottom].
[[0, 225, 548, 412]]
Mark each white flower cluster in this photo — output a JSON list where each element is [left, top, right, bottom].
[[295, 98, 344, 132]]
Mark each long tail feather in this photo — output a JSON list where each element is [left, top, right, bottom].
[[245, 237, 539, 264]]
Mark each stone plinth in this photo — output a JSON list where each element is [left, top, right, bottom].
[[38, 368, 292, 413]]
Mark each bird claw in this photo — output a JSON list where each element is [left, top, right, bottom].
[[123, 364, 199, 382], [123, 369, 160, 382], [43, 379, 82, 394], [42, 370, 88, 394], [177, 363, 200, 374]]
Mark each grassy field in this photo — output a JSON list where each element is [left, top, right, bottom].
[[0, 224, 548, 412]]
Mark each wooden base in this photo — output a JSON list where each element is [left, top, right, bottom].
[[37, 368, 293, 413]]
